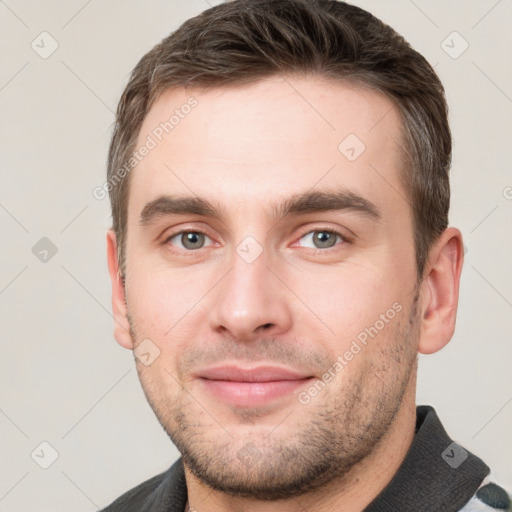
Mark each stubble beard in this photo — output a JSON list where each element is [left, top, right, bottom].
[[129, 289, 421, 501]]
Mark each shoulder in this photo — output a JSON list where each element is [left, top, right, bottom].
[[100, 458, 187, 512], [100, 469, 169, 511], [458, 474, 512, 511]]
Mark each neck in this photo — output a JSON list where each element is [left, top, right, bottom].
[[184, 379, 417, 512]]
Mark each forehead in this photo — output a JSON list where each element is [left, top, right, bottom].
[[128, 75, 407, 224]]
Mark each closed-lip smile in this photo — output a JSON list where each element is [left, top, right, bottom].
[[196, 364, 314, 407]]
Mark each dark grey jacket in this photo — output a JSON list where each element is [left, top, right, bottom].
[[101, 405, 511, 512]]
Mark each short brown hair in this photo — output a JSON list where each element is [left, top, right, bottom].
[[107, 0, 451, 282]]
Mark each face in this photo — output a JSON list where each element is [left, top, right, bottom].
[[121, 75, 421, 499]]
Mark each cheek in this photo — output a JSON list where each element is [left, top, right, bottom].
[[303, 264, 400, 317], [294, 266, 406, 355], [126, 264, 217, 348]]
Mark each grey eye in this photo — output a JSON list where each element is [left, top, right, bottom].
[[168, 231, 211, 250], [299, 230, 343, 249]]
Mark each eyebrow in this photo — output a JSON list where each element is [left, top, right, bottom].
[[139, 189, 381, 227]]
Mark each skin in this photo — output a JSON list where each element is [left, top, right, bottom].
[[107, 75, 464, 511]]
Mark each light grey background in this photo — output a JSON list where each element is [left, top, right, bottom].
[[0, 1, 511, 510]]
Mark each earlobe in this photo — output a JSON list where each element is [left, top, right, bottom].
[[418, 227, 464, 355], [106, 230, 133, 350]]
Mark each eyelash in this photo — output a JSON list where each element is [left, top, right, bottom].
[[163, 227, 351, 255]]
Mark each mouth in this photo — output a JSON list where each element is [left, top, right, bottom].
[[196, 365, 315, 407]]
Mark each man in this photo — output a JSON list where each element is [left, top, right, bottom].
[[101, 0, 511, 510]]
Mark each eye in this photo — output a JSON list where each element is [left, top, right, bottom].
[[297, 229, 347, 250], [165, 231, 214, 251], [163, 228, 349, 255]]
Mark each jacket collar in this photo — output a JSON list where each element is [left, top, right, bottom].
[[162, 405, 489, 511]]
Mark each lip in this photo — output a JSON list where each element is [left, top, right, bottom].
[[196, 365, 314, 407], [197, 365, 311, 382]]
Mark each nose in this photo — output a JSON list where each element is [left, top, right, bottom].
[[208, 239, 293, 343]]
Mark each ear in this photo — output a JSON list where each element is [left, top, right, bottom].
[[418, 227, 464, 355], [106, 229, 133, 350]]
